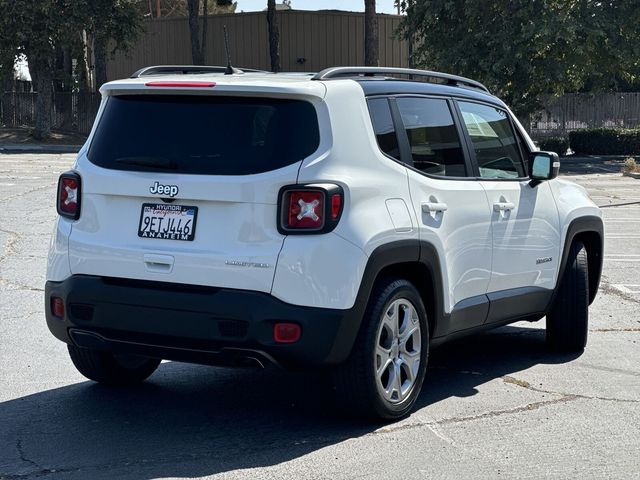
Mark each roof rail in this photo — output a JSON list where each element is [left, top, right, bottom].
[[130, 65, 268, 78], [311, 67, 490, 93]]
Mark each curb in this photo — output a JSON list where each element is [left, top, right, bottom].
[[0, 144, 81, 154]]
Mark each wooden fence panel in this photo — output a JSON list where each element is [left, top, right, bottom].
[[107, 10, 408, 80], [531, 93, 640, 137]]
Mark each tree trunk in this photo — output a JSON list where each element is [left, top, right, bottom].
[[94, 36, 108, 91], [187, 0, 204, 65], [0, 60, 13, 93], [201, 0, 208, 64], [405, 0, 416, 68], [364, 0, 378, 67], [30, 53, 54, 140], [267, 0, 280, 72]]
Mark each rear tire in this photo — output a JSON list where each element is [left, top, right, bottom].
[[68, 345, 161, 385], [546, 241, 589, 353], [332, 278, 429, 420]]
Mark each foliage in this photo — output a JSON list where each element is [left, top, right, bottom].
[[569, 128, 640, 155], [576, 1, 640, 93], [0, 0, 143, 72], [0, 1, 60, 57], [74, 1, 143, 55], [142, 0, 236, 17], [398, 0, 640, 117], [537, 136, 569, 156], [0, 0, 144, 135]]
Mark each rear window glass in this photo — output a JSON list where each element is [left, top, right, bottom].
[[88, 95, 320, 175]]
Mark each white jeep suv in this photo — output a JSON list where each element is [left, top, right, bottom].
[[46, 66, 603, 419]]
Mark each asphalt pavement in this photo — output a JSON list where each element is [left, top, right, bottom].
[[0, 153, 638, 480]]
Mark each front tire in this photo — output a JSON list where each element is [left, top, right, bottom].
[[332, 278, 429, 420], [68, 345, 161, 385], [546, 241, 589, 353]]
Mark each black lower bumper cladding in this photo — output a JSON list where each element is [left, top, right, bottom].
[[45, 275, 361, 369]]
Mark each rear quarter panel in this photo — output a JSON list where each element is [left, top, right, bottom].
[[272, 80, 418, 309]]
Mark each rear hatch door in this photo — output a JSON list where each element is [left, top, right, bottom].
[[69, 81, 324, 292]]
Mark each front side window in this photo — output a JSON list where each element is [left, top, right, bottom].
[[458, 101, 526, 179], [396, 97, 467, 177], [367, 98, 401, 160]]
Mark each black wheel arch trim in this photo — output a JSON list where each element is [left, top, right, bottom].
[[329, 239, 445, 361], [551, 215, 604, 308]]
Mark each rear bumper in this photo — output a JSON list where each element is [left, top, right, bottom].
[[45, 275, 362, 369]]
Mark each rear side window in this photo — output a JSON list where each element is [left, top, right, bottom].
[[88, 95, 320, 175], [367, 98, 401, 160], [457, 101, 526, 179], [396, 97, 467, 177]]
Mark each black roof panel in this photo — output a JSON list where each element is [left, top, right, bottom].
[[356, 79, 507, 108]]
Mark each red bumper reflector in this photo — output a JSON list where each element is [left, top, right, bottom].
[[145, 81, 216, 87], [274, 322, 301, 343], [51, 297, 65, 318]]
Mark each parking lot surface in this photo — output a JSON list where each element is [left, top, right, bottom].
[[1, 153, 639, 480]]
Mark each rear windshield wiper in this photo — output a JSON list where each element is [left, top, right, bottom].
[[114, 157, 177, 170]]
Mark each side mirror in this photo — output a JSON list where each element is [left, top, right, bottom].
[[529, 151, 560, 182]]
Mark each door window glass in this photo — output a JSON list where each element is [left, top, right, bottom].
[[367, 98, 401, 160], [458, 101, 526, 179], [396, 97, 467, 177]]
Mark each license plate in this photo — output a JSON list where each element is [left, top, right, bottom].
[[138, 203, 198, 241]]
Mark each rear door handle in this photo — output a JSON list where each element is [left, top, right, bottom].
[[493, 202, 515, 212], [421, 202, 448, 213]]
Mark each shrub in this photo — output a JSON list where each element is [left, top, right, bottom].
[[537, 136, 570, 155], [569, 128, 640, 155], [622, 157, 640, 174]]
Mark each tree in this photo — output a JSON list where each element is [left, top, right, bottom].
[[187, 0, 210, 65], [0, 0, 144, 137], [364, 0, 378, 66], [0, 45, 15, 92], [267, 0, 280, 72], [398, 0, 640, 118], [0, 0, 61, 138], [575, 1, 640, 92], [147, 0, 235, 18], [186, 0, 235, 66], [76, 0, 144, 91]]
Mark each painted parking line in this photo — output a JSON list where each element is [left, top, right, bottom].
[[605, 254, 640, 263], [610, 284, 640, 294]]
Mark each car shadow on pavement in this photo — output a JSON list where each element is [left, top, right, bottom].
[[417, 325, 581, 408], [0, 324, 580, 479]]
